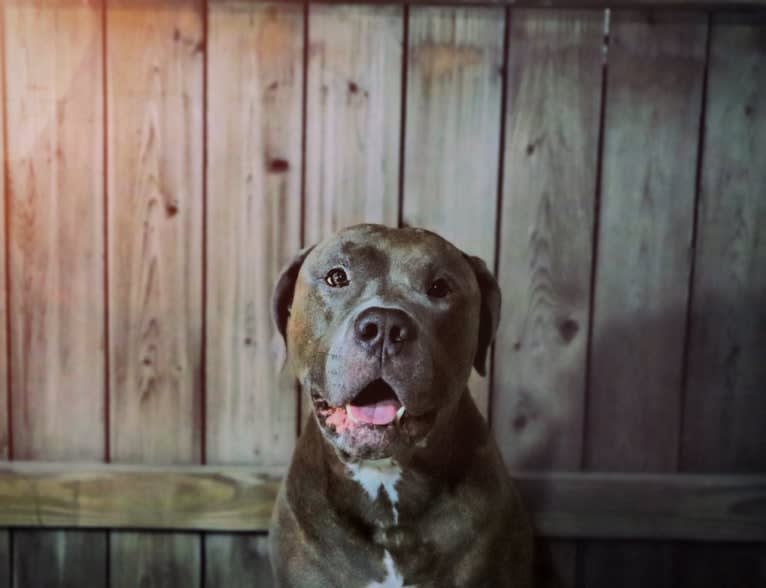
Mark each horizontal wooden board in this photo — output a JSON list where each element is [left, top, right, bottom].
[[522, 472, 766, 541], [0, 462, 281, 532], [0, 462, 763, 541]]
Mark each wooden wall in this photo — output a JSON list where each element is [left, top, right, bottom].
[[0, 1, 764, 586]]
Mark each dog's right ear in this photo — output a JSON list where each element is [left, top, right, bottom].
[[271, 246, 315, 341]]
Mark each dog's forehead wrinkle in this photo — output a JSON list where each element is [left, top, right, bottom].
[[337, 223, 459, 256]]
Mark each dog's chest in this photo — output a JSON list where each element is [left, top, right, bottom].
[[346, 459, 408, 588], [346, 458, 402, 521]]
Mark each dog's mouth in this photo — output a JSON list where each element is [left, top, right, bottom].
[[347, 379, 403, 426], [313, 379, 405, 434], [312, 379, 438, 459]]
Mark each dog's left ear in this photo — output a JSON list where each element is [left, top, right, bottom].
[[463, 254, 501, 377], [272, 245, 315, 341]]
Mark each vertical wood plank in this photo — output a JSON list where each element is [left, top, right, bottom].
[[5, 0, 106, 463], [13, 530, 107, 588], [110, 531, 198, 588], [492, 10, 604, 587], [584, 11, 707, 588], [0, 0, 7, 466], [678, 13, 766, 587], [4, 0, 107, 586], [206, 0, 302, 484], [493, 9, 602, 471], [305, 3, 402, 245], [582, 540, 676, 588], [107, 1, 203, 586], [0, 2, 7, 577], [205, 2, 303, 585], [205, 534, 273, 588], [403, 5, 505, 417], [676, 543, 766, 588], [681, 12, 766, 475], [0, 532, 6, 588], [587, 9, 706, 469]]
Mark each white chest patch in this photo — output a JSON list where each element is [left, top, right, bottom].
[[348, 459, 406, 587], [346, 458, 401, 522], [365, 550, 405, 588]]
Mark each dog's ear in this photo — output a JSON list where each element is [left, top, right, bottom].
[[463, 254, 501, 377], [272, 246, 315, 341]]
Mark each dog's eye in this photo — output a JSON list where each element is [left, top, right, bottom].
[[325, 268, 349, 288], [427, 278, 451, 299]]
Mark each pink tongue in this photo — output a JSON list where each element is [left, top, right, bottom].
[[348, 400, 399, 425]]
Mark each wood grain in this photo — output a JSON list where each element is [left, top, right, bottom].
[[5, 0, 105, 464], [583, 10, 707, 588], [106, 0, 204, 586], [493, 9, 603, 470], [520, 471, 766, 541], [0, 4, 7, 578], [107, 0, 203, 466], [583, 540, 676, 588], [492, 11, 604, 586], [0, 462, 282, 531], [205, 533, 273, 587], [205, 1, 304, 584], [206, 0, 303, 476], [587, 9, 706, 471], [305, 3, 402, 245], [12, 530, 106, 588], [4, 0, 107, 586], [1, 462, 765, 541], [110, 532, 199, 588], [681, 13, 766, 474], [0, 0, 7, 466], [676, 543, 766, 588], [678, 13, 766, 587], [403, 5, 505, 417], [0, 532, 6, 588]]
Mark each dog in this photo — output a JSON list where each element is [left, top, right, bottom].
[[269, 224, 534, 587]]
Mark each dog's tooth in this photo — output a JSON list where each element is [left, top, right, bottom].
[[396, 406, 406, 424]]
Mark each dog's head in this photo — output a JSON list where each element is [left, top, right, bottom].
[[273, 224, 500, 460]]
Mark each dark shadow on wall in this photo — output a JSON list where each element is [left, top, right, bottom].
[[515, 288, 766, 588]]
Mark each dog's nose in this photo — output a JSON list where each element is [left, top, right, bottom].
[[354, 307, 417, 356]]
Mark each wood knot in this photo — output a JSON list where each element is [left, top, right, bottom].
[[558, 318, 579, 343], [268, 158, 289, 173]]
